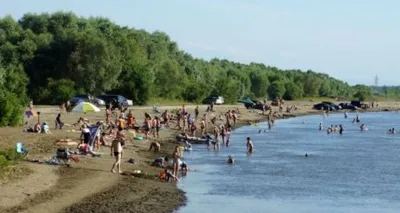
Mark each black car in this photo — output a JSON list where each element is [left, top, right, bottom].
[[339, 103, 357, 110], [321, 101, 341, 110], [97, 95, 129, 111], [313, 103, 333, 111]]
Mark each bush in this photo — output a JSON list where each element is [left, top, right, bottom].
[[0, 92, 25, 126], [0, 148, 22, 168]]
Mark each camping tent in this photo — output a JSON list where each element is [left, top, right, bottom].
[[71, 102, 100, 113], [238, 97, 255, 105]]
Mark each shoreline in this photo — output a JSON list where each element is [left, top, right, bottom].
[[0, 102, 399, 213]]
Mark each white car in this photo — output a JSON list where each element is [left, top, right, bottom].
[[126, 99, 133, 106], [214, 96, 224, 105], [203, 96, 224, 105]]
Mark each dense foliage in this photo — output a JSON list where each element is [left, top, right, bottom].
[[0, 12, 391, 125]]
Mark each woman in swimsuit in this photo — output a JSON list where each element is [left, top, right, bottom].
[[172, 146, 181, 177]]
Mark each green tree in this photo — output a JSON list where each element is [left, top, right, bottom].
[[268, 81, 286, 99], [284, 81, 303, 100]]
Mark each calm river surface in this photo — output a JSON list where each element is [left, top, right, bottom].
[[177, 112, 400, 213]]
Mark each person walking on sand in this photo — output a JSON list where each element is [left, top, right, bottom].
[[172, 146, 182, 177], [194, 106, 199, 120], [246, 137, 254, 154], [110, 137, 123, 174]]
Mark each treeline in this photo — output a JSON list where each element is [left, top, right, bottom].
[[0, 12, 374, 125]]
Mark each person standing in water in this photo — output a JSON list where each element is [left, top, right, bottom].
[[172, 146, 182, 177], [344, 112, 348, 119], [246, 137, 254, 154], [339, 124, 343, 135], [319, 122, 323, 130]]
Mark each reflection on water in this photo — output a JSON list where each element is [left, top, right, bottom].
[[177, 112, 400, 213]]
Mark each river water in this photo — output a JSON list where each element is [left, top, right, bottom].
[[177, 112, 400, 213]]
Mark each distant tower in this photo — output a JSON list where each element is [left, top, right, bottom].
[[374, 75, 379, 87]]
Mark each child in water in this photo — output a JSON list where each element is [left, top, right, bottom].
[[227, 155, 235, 164]]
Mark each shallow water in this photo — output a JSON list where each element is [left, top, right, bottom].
[[177, 112, 400, 213]]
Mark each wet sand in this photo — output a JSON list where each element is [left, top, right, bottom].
[[0, 101, 398, 213]]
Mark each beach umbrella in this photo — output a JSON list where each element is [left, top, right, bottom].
[[71, 102, 101, 113], [238, 97, 255, 105]]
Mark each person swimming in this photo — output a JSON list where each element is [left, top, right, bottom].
[[227, 155, 235, 164], [305, 153, 308, 157], [360, 124, 368, 131]]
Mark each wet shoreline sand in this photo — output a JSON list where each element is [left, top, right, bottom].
[[0, 101, 399, 213]]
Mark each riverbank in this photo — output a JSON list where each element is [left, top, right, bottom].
[[0, 101, 399, 213]]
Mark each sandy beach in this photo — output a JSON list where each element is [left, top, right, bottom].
[[0, 101, 399, 213]]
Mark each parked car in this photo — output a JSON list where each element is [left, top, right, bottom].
[[97, 95, 131, 110], [202, 96, 224, 105], [313, 103, 333, 111], [321, 101, 342, 110], [68, 94, 105, 106], [339, 103, 357, 110]]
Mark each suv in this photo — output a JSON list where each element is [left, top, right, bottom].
[[202, 96, 224, 105], [97, 95, 131, 110]]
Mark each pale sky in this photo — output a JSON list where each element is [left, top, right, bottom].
[[1, 0, 399, 85]]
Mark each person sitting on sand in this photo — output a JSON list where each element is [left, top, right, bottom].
[[34, 122, 41, 133], [227, 155, 235, 164], [148, 141, 161, 153], [100, 132, 108, 146], [153, 157, 168, 167], [246, 137, 254, 154], [41, 122, 50, 134], [162, 169, 179, 182]]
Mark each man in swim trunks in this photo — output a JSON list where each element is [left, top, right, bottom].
[[110, 137, 123, 173]]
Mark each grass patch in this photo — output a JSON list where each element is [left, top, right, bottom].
[[296, 97, 338, 102], [146, 98, 194, 106], [0, 148, 30, 183], [367, 96, 400, 102], [0, 148, 25, 167]]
